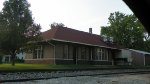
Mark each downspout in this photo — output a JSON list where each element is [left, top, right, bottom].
[[46, 40, 56, 65]]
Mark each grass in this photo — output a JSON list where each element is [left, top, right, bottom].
[[1, 64, 150, 71], [0, 64, 97, 70], [0, 64, 50, 70]]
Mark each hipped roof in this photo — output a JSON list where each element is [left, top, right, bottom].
[[41, 27, 120, 49]]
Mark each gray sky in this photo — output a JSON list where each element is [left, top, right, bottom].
[[0, 0, 133, 34]]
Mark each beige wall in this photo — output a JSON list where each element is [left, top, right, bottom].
[[25, 53, 33, 59], [25, 43, 114, 64], [131, 51, 144, 65], [55, 44, 63, 59], [25, 44, 54, 64], [43, 45, 54, 58], [25, 45, 54, 59], [25, 59, 54, 64]]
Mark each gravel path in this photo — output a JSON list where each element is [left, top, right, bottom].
[[0, 69, 150, 84], [2, 73, 150, 84]]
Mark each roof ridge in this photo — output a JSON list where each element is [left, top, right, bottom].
[[65, 27, 101, 36], [43, 27, 102, 37], [59, 27, 106, 44]]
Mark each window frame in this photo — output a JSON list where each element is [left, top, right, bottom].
[[95, 48, 108, 61], [33, 45, 43, 59]]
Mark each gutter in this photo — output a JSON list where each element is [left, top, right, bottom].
[[46, 40, 56, 65], [52, 38, 120, 50]]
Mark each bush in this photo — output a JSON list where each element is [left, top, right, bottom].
[[15, 57, 24, 63]]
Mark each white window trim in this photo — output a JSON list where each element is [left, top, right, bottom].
[[34, 45, 43, 59], [95, 48, 109, 61]]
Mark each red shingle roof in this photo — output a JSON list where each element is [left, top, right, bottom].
[[41, 27, 110, 47]]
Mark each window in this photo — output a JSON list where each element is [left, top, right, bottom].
[[33, 45, 43, 59], [63, 45, 68, 59], [96, 48, 102, 60], [95, 48, 108, 61]]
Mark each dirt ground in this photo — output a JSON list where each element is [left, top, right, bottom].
[[3, 73, 150, 84]]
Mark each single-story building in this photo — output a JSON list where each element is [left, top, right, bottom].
[[25, 27, 122, 65], [115, 49, 150, 66]]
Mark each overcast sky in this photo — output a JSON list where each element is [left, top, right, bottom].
[[0, 0, 133, 34]]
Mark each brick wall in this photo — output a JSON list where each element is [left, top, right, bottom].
[[25, 59, 54, 64]]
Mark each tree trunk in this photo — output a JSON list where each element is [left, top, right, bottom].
[[11, 53, 16, 66]]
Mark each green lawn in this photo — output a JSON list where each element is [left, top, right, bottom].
[[0, 64, 97, 70], [1, 64, 150, 71], [0, 64, 50, 70]]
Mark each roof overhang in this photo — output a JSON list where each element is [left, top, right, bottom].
[[51, 38, 120, 50]]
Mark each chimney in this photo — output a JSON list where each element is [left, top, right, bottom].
[[89, 28, 92, 34]]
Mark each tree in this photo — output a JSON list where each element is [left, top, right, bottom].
[[50, 22, 65, 28], [0, 0, 41, 66], [101, 12, 148, 51]]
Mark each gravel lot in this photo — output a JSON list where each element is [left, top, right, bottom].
[[1, 69, 150, 82], [2, 73, 150, 84]]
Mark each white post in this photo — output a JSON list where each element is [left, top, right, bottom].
[[47, 41, 56, 65]]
